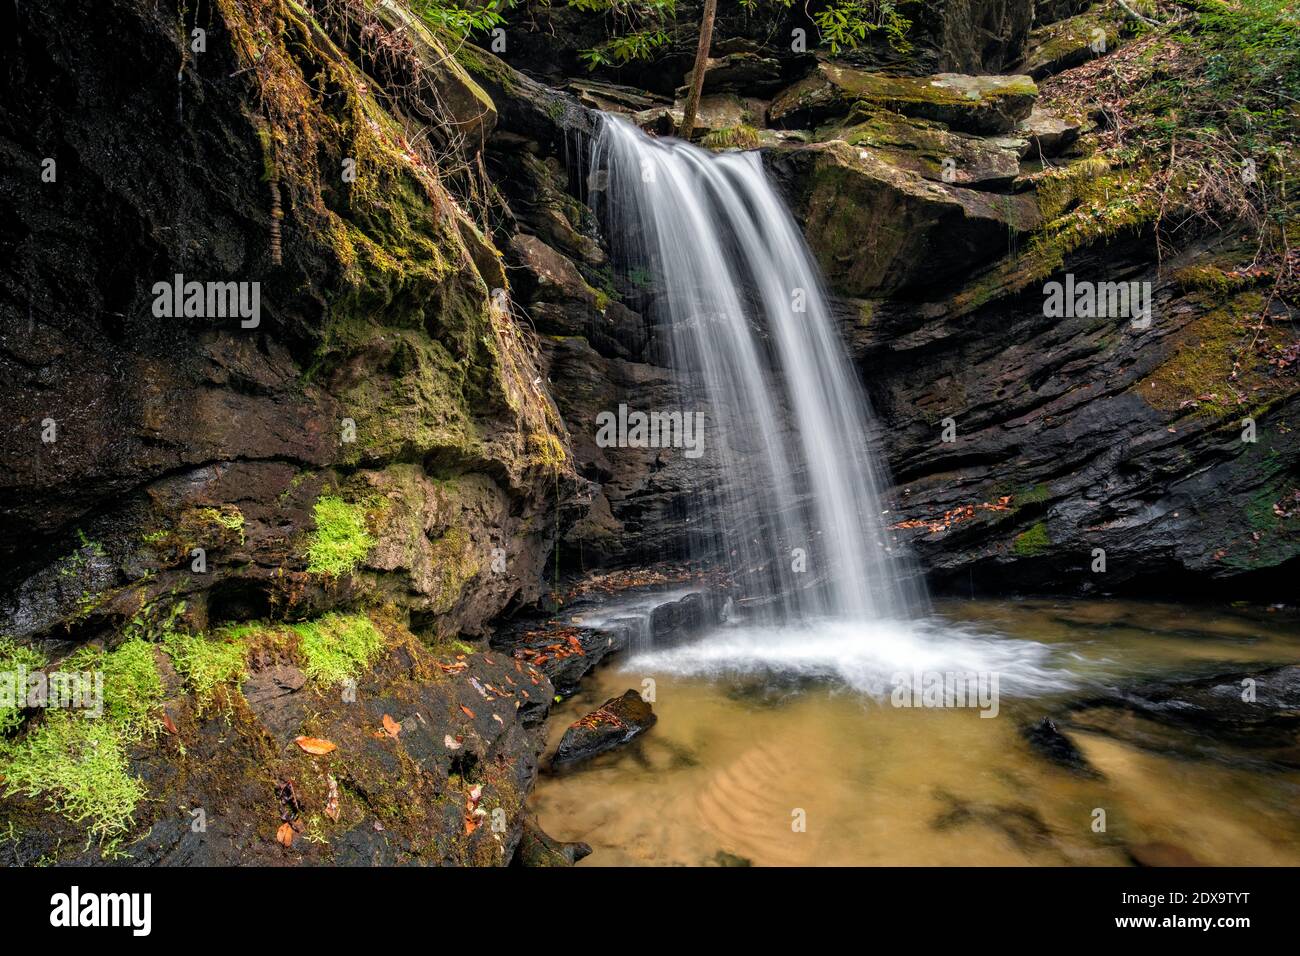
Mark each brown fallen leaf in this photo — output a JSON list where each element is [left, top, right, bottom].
[[459, 705, 475, 719], [276, 822, 295, 847], [161, 712, 179, 736], [294, 736, 337, 755], [382, 714, 401, 738]]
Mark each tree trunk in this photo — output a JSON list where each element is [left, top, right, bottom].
[[677, 0, 718, 140]]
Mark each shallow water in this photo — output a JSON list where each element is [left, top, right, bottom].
[[531, 598, 1300, 866]]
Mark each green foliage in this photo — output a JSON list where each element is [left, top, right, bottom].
[[574, 0, 676, 69], [162, 629, 248, 712], [811, 0, 915, 55], [1118, 0, 1299, 232], [1192, 0, 1300, 107], [291, 613, 386, 685], [703, 124, 762, 149], [306, 496, 376, 577], [410, 0, 507, 37], [580, 29, 671, 69], [0, 638, 46, 736]]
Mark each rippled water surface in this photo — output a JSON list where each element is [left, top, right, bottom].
[[531, 598, 1300, 866]]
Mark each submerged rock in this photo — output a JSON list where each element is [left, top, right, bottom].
[[931, 789, 1058, 854], [1022, 716, 1101, 777], [552, 689, 657, 769], [1127, 842, 1207, 868], [514, 814, 592, 866], [1066, 665, 1300, 768]]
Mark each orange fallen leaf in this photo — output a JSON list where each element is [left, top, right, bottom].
[[295, 736, 337, 755], [459, 705, 476, 719], [382, 714, 401, 738], [161, 712, 179, 736], [276, 822, 295, 847]]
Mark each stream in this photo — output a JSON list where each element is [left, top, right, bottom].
[[532, 597, 1300, 866]]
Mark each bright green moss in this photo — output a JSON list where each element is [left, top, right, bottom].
[[161, 629, 248, 712], [1013, 522, 1052, 556], [0, 638, 162, 843], [291, 612, 386, 685], [0, 638, 46, 736], [306, 496, 375, 576], [63, 638, 163, 740], [0, 716, 146, 843]]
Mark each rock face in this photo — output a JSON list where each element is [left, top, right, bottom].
[[459, 6, 1299, 600], [0, 0, 580, 864], [1015, 6, 1120, 80], [552, 689, 657, 769], [767, 141, 1041, 296], [0, 0, 578, 649]]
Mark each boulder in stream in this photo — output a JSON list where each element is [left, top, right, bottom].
[[552, 689, 657, 769]]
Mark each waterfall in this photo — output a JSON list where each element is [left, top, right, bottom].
[[588, 114, 926, 626]]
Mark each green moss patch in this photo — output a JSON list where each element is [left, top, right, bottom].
[[0, 638, 46, 736], [291, 612, 386, 685], [162, 629, 249, 713], [1013, 522, 1052, 556], [306, 496, 376, 576], [1137, 291, 1295, 416], [0, 638, 162, 843]]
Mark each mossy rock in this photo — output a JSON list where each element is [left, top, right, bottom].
[[770, 64, 1038, 135], [1013, 521, 1052, 556], [817, 108, 1025, 188]]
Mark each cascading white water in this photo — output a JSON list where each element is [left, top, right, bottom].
[[588, 114, 928, 626]]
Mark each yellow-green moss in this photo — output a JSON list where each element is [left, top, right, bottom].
[[0, 717, 147, 844], [1172, 265, 1253, 296], [703, 124, 761, 150], [0, 638, 162, 843], [62, 639, 163, 739], [953, 160, 1161, 314], [526, 430, 567, 472], [1013, 522, 1052, 556], [291, 612, 386, 685], [161, 629, 249, 713], [334, 328, 486, 468], [427, 526, 480, 615], [306, 496, 376, 576], [0, 638, 46, 736], [1137, 291, 1280, 416]]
